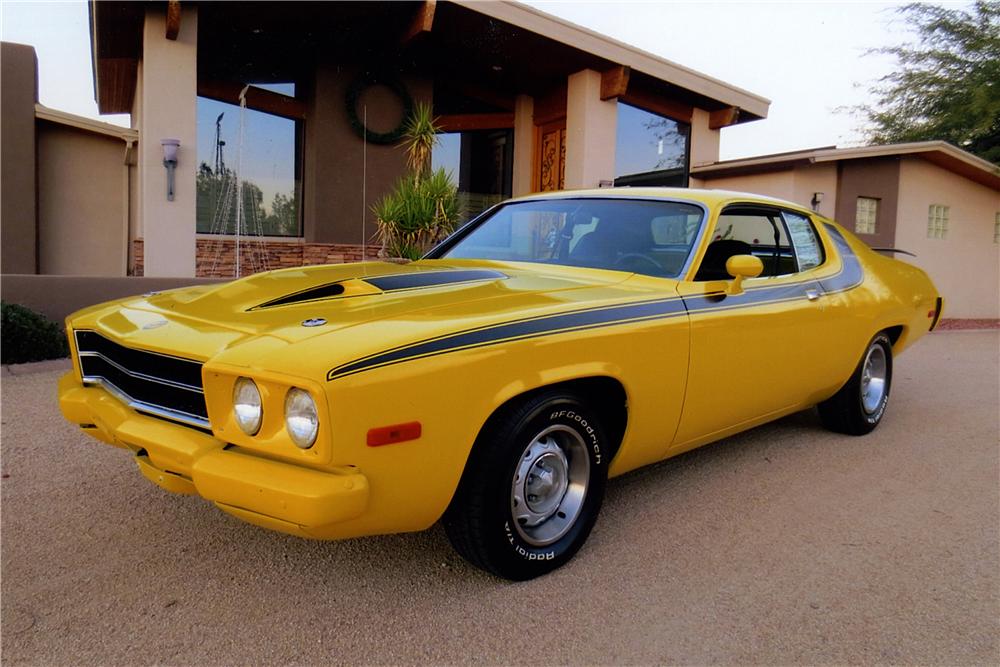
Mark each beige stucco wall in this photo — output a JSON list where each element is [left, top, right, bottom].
[[688, 109, 720, 168], [138, 5, 198, 277], [693, 163, 838, 218], [512, 94, 535, 197], [1, 42, 39, 274], [895, 158, 1000, 319], [565, 69, 617, 189], [36, 122, 131, 275]]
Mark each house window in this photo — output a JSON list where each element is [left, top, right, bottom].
[[196, 88, 302, 237], [431, 129, 513, 219], [855, 197, 878, 234], [927, 204, 949, 239], [613, 102, 690, 187]]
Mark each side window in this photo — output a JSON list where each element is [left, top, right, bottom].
[[695, 206, 794, 281], [782, 211, 825, 271]]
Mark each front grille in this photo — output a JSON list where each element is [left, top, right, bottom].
[[74, 330, 209, 429]]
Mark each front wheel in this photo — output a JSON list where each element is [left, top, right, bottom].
[[443, 392, 608, 580], [819, 332, 893, 435]]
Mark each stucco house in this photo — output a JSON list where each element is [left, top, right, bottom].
[[691, 143, 1000, 319], [2, 0, 772, 280]]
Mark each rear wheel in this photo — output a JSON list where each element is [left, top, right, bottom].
[[819, 332, 893, 435], [443, 392, 608, 580]]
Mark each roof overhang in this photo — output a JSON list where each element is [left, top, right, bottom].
[[90, 1, 770, 124], [89, 0, 144, 114], [453, 1, 769, 121], [693, 141, 1000, 191]]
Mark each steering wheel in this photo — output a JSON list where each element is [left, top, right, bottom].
[[614, 253, 662, 275]]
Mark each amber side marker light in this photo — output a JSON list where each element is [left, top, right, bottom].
[[367, 422, 422, 447]]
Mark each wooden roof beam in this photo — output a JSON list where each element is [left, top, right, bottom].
[[600, 66, 630, 100], [402, 0, 436, 46], [437, 112, 514, 132], [709, 106, 740, 129], [165, 0, 181, 40], [198, 80, 307, 120]]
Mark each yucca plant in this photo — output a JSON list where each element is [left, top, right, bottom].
[[373, 104, 461, 260], [402, 102, 438, 181], [373, 168, 461, 260]]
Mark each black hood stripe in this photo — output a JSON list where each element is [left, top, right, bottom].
[[365, 269, 506, 291], [326, 227, 864, 381], [252, 269, 507, 310]]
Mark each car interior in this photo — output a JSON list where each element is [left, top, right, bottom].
[[693, 206, 805, 281]]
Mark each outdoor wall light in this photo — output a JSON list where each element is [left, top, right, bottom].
[[811, 191, 825, 211], [161, 138, 180, 201]]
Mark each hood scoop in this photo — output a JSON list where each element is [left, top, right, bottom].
[[251, 269, 507, 310]]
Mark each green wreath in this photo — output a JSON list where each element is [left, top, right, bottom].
[[345, 73, 414, 145]]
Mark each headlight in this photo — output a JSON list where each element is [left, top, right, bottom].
[[232, 377, 263, 435], [285, 388, 318, 449]]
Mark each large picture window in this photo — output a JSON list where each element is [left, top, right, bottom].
[[614, 102, 690, 187], [196, 86, 302, 237], [432, 129, 513, 219]]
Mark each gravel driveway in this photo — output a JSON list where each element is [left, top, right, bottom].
[[2, 331, 997, 665]]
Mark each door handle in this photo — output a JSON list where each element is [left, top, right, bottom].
[[805, 289, 820, 301]]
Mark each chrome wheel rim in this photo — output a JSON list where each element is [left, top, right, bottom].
[[510, 425, 590, 547], [861, 344, 888, 414]]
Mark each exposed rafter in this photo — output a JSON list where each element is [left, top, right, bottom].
[[600, 66, 630, 101], [401, 0, 436, 46], [165, 0, 181, 40], [198, 81, 307, 120], [709, 106, 740, 129], [437, 112, 514, 132]]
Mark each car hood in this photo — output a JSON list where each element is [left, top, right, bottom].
[[70, 259, 666, 377]]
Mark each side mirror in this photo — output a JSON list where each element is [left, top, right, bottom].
[[725, 254, 763, 295]]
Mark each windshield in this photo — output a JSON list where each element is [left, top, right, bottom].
[[434, 198, 705, 278]]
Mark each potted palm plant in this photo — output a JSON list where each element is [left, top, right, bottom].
[[372, 103, 461, 260]]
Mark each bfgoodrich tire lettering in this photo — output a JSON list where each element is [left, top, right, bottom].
[[819, 332, 893, 436], [443, 392, 608, 580]]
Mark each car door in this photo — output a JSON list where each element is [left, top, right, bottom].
[[670, 204, 845, 450]]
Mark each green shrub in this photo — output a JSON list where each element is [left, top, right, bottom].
[[373, 168, 461, 260], [372, 103, 462, 260], [1, 302, 69, 364]]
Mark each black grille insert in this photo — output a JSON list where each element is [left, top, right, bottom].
[[74, 330, 208, 428]]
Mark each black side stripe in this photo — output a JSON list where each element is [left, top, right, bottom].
[[326, 227, 864, 381], [326, 296, 688, 380]]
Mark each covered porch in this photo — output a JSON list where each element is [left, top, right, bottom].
[[90, 0, 769, 277]]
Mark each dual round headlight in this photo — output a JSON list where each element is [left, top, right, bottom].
[[233, 377, 263, 435], [232, 378, 319, 449], [284, 387, 319, 449]]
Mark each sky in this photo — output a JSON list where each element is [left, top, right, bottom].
[[0, 0, 943, 162]]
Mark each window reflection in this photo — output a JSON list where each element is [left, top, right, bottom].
[[432, 129, 513, 220], [196, 94, 302, 236], [615, 103, 690, 187]]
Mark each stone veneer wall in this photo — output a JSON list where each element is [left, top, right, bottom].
[[132, 238, 383, 277]]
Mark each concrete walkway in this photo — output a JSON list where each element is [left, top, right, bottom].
[[1, 332, 997, 665]]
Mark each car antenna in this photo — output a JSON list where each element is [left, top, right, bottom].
[[362, 104, 368, 277]]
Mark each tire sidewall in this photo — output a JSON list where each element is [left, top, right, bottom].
[[858, 333, 893, 427], [485, 396, 607, 577]]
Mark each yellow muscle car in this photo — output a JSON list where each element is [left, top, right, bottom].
[[58, 188, 942, 580]]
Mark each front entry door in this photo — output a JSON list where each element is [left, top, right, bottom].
[[535, 120, 566, 192]]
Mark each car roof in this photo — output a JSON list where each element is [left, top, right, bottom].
[[509, 187, 814, 215]]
